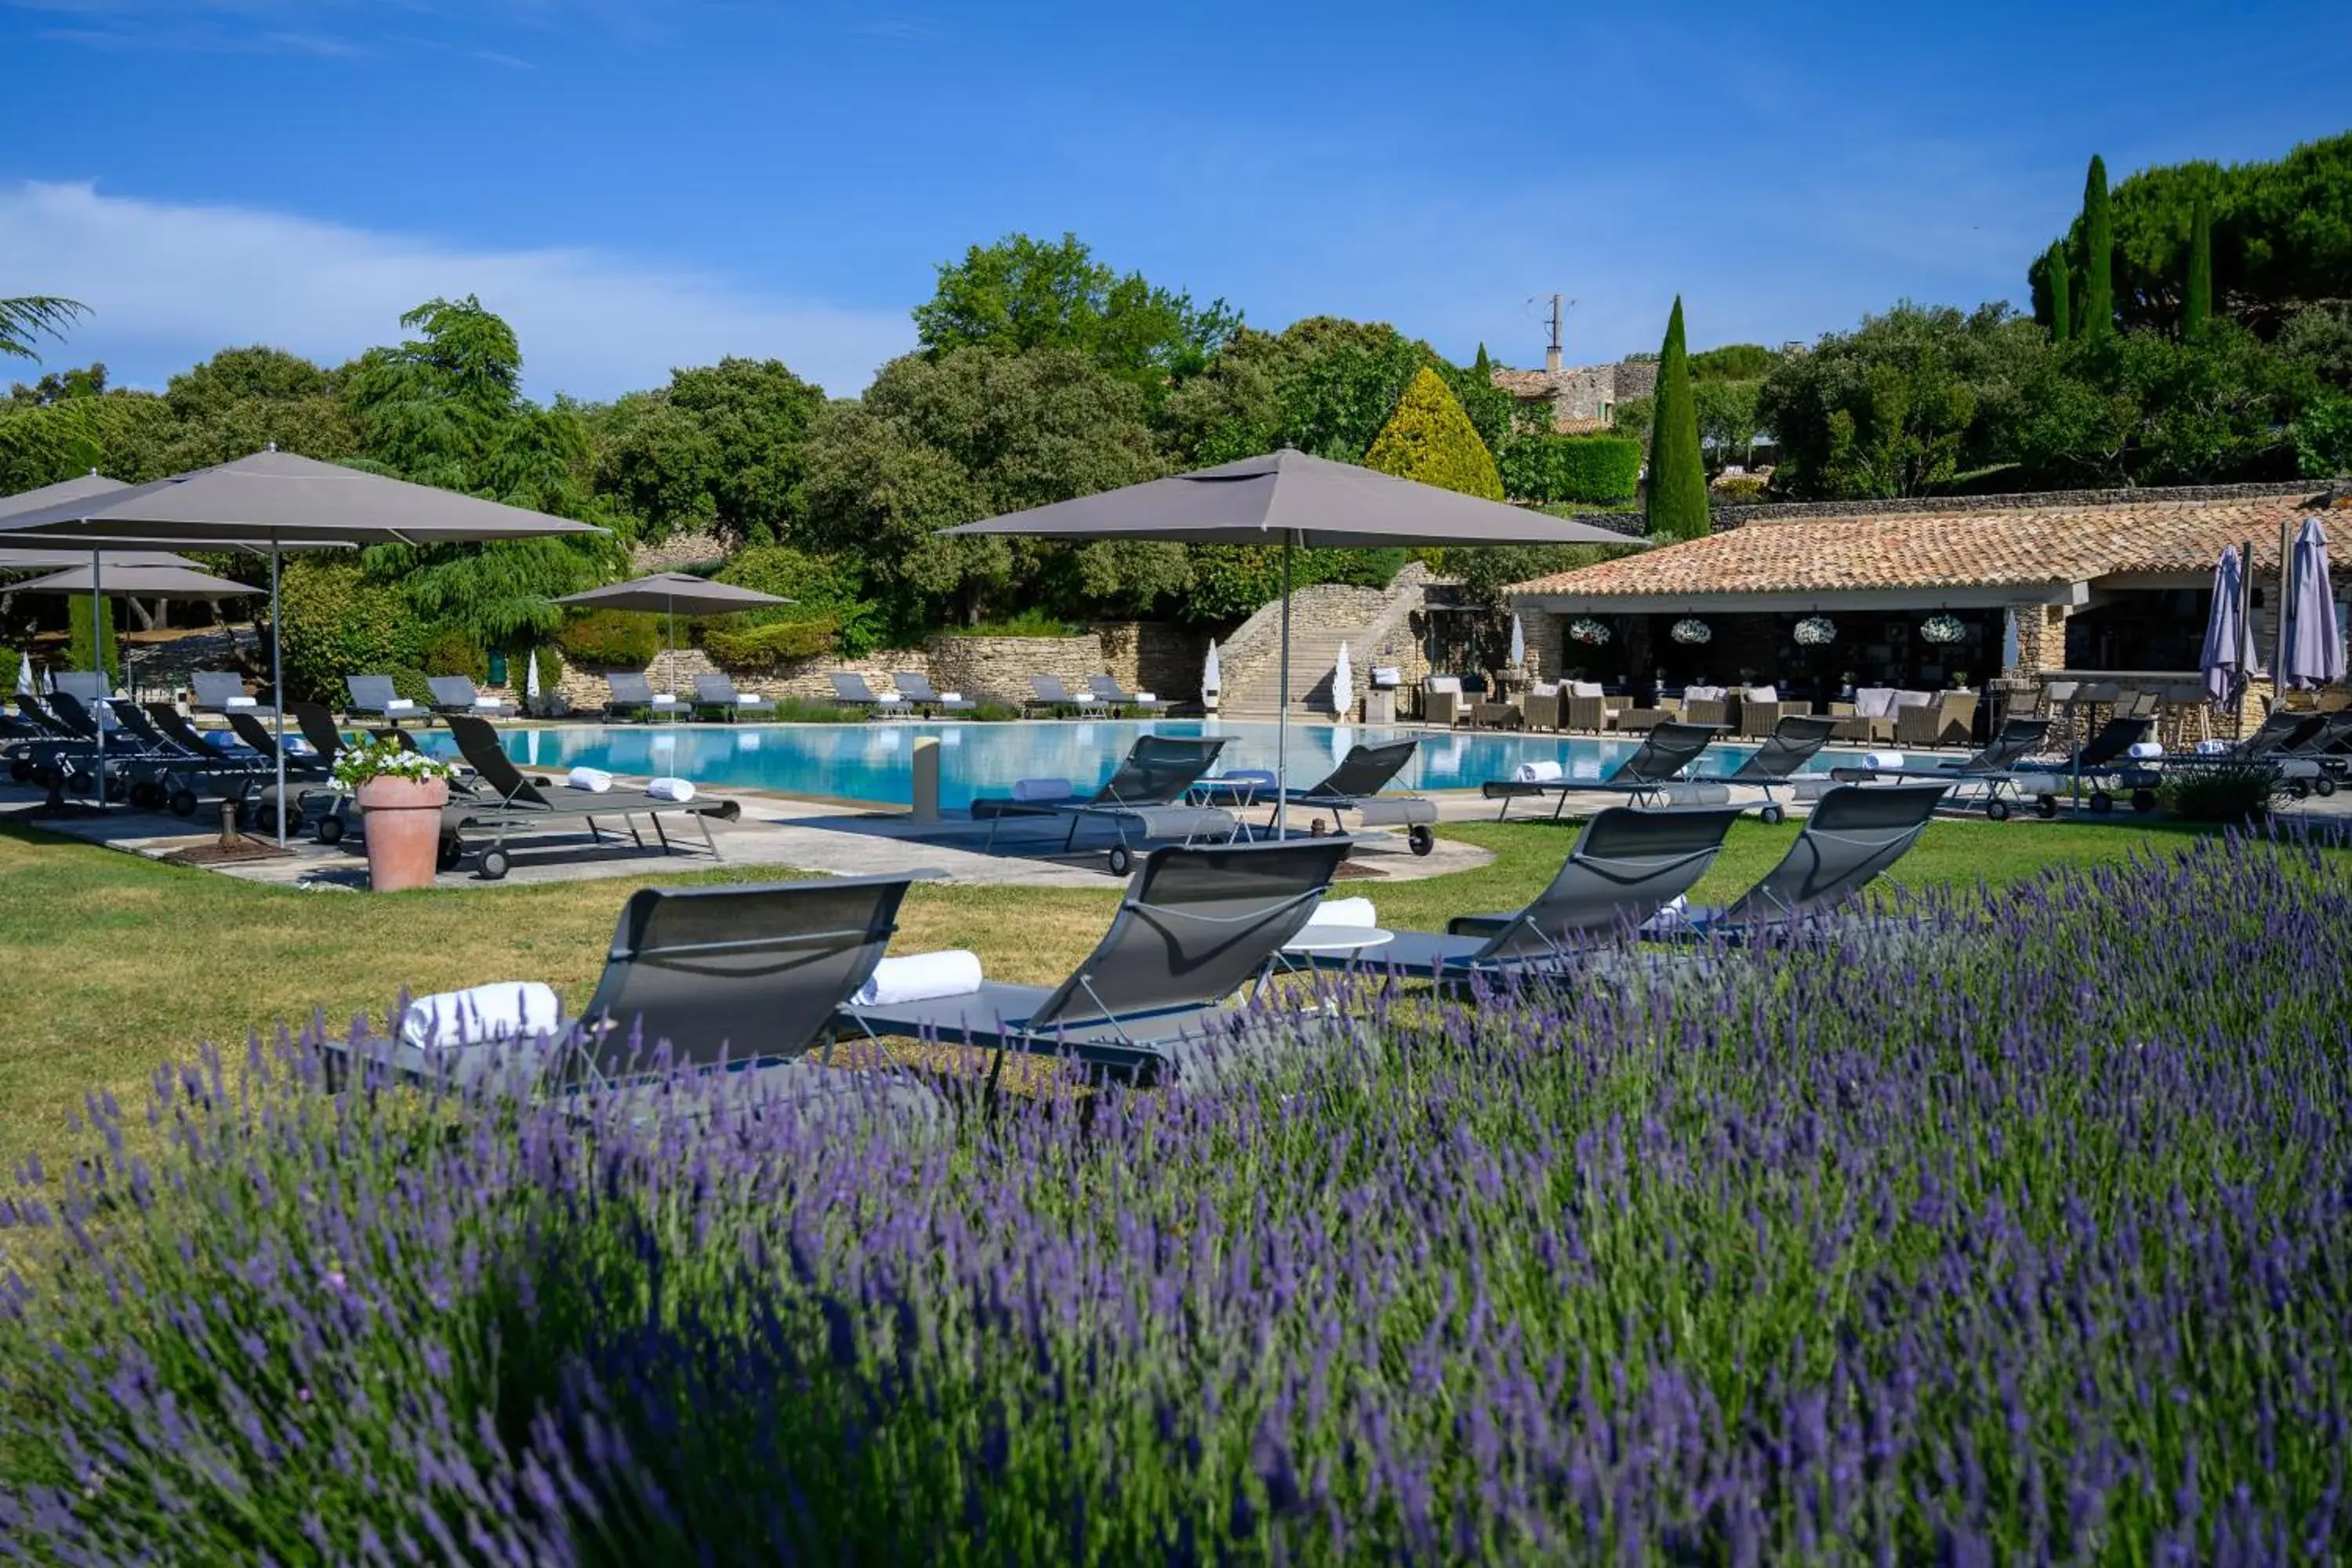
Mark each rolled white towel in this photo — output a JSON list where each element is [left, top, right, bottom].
[[1647, 894, 1693, 930], [876, 691, 907, 706], [854, 949, 983, 1007], [383, 698, 417, 713], [1862, 752, 1906, 771], [2194, 739, 2234, 756], [566, 766, 613, 793], [473, 696, 505, 710], [399, 981, 564, 1053], [1134, 691, 1156, 703], [1513, 759, 1565, 784], [1305, 895, 1377, 929], [940, 691, 964, 703], [645, 776, 696, 803], [1011, 777, 1074, 802], [650, 693, 680, 706], [223, 695, 258, 710], [2126, 740, 2165, 760]]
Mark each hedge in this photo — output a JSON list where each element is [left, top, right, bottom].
[[555, 610, 660, 669], [274, 557, 426, 706], [1499, 434, 1643, 504], [701, 617, 838, 670], [67, 597, 119, 686]]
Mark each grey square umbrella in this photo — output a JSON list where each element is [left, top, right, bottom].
[[945, 447, 1639, 829], [553, 572, 793, 713], [0, 448, 605, 840], [8, 563, 263, 706]]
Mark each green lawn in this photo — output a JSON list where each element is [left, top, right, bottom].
[[0, 811, 2289, 1169]]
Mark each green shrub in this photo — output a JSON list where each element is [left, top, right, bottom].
[[1363, 365, 1504, 500], [416, 626, 488, 681], [274, 557, 426, 705], [702, 617, 838, 670], [1181, 546, 1406, 625], [555, 609, 659, 669], [1499, 434, 1643, 504], [934, 612, 1088, 639], [1710, 474, 1769, 503], [66, 597, 119, 686], [385, 666, 434, 707], [2157, 762, 2279, 824], [715, 546, 885, 657]]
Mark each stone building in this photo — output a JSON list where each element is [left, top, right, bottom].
[[1490, 357, 1658, 433]]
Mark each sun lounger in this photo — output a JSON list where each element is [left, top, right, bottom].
[[1023, 674, 1109, 717], [323, 875, 942, 1119], [189, 671, 260, 717], [892, 672, 976, 716], [441, 713, 741, 880], [970, 734, 1236, 873], [1482, 720, 1726, 818], [837, 838, 1351, 1083], [692, 672, 775, 720], [829, 671, 909, 716], [1296, 804, 1743, 982], [1722, 714, 1841, 823], [343, 674, 424, 727], [1828, 717, 2053, 820], [426, 675, 517, 720], [1088, 675, 1167, 715], [136, 702, 281, 814], [1207, 738, 1439, 853], [605, 671, 684, 722], [1641, 782, 1949, 942]]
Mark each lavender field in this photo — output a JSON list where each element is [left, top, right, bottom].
[[4, 832, 2350, 1563]]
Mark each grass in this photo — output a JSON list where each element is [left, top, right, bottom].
[[0, 810, 2310, 1171]]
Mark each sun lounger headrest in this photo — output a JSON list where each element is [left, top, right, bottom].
[[854, 949, 982, 1006]]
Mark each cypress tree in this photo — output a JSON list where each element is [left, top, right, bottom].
[[2046, 242, 2072, 341], [1643, 297, 1710, 541], [1363, 365, 1505, 500], [2082, 154, 2114, 340], [67, 594, 118, 685], [2184, 191, 2213, 341], [1472, 343, 1491, 378]]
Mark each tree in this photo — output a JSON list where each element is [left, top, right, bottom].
[[1686, 343, 1780, 381], [1363, 366, 1504, 499], [0, 295, 86, 361], [2296, 392, 2352, 477], [2045, 243, 2072, 341], [801, 347, 1174, 629], [1692, 377, 1763, 470], [2185, 191, 2214, 342], [2082, 155, 2115, 341], [147, 347, 361, 474], [595, 358, 826, 543], [1645, 298, 1709, 539], [2010, 321, 2299, 487], [913, 232, 1239, 400]]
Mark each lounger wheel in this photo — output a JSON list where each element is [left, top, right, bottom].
[[129, 780, 162, 810], [1406, 824, 1435, 855], [168, 787, 199, 818], [315, 814, 345, 845], [2132, 789, 2158, 812], [477, 847, 511, 881], [2089, 790, 2114, 815], [1105, 844, 1133, 877], [1758, 804, 1786, 826], [436, 836, 465, 873], [2289, 779, 2312, 800], [2033, 795, 2057, 820], [2318, 777, 2339, 798], [1986, 799, 2011, 822]]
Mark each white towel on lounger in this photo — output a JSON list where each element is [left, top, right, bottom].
[[566, 767, 612, 793], [1862, 752, 1904, 771], [2126, 741, 2164, 759], [853, 949, 982, 1006], [399, 981, 563, 1052], [1012, 778, 1073, 801], [1513, 760, 1564, 783], [645, 776, 695, 803]]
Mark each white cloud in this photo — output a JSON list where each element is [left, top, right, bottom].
[[0, 180, 913, 398]]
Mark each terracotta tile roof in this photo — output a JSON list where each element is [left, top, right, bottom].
[[1551, 416, 1612, 435], [1508, 492, 2332, 598]]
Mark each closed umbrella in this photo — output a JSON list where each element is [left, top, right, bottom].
[[2281, 517, 2344, 691], [946, 447, 1635, 831], [2200, 546, 2247, 707], [1201, 639, 1220, 706], [1508, 612, 1526, 667], [14, 650, 30, 697], [1332, 641, 1352, 720], [552, 571, 792, 714], [525, 646, 543, 716]]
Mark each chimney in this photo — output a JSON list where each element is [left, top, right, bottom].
[[1544, 344, 1562, 373]]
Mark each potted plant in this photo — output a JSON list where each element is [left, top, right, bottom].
[[333, 738, 456, 892]]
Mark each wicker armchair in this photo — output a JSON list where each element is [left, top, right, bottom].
[[1563, 680, 1621, 733], [1895, 689, 1979, 750], [1679, 685, 1730, 728], [1520, 682, 1563, 731], [1734, 685, 1806, 737], [1422, 675, 1468, 728]]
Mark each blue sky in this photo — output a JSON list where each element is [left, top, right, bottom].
[[3, 0, 2348, 401]]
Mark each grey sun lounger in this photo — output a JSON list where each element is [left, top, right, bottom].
[[1088, 675, 1168, 715], [1025, 674, 1109, 716], [1300, 804, 1744, 982], [1828, 717, 2053, 818], [892, 672, 976, 716], [189, 671, 262, 717], [971, 734, 1237, 873], [836, 837, 1352, 1083], [605, 671, 685, 722], [1203, 738, 1440, 851], [427, 675, 517, 720], [1640, 782, 1950, 942], [441, 713, 742, 880], [829, 671, 910, 715], [693, 673, 775, 719], [345, 674, 426, 726], [1482, 720, 1727, 818], [324, 874, 941, 1114], [1720, 714, 1842, 822]]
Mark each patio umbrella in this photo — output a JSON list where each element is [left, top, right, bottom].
[[945, 447, 1635, 830], [14, 650, 30, 697], [552, 572, 792, 708], [1508, 612, 1526, 667], [7, 564, 262, 704], [2281, 517, 2344, 691], [2199, 545, 2248, 707], [0, 448, 605, 840], [1201, 638, 1220, 705], [525, 644, 543, 715], [1332, 641, 1352, 719]]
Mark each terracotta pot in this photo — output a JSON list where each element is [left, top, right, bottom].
[[355, 775, 451, 892]]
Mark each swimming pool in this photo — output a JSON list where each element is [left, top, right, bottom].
[[420, 720, 1851, 812]]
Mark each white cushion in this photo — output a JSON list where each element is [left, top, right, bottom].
[[1569, 681, 1606, 699], [1425, 676, 1461, 695], [1856, 688, 1896, 718], [1746, 685, 1777, 703]]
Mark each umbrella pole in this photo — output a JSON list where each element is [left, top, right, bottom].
[[270, 545, 287, 846], [1276, 532, 1293, 838], [89, 549, 105, 812], [2275, 517, 2292, 695]]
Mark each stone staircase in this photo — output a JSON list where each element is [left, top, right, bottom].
[[1214, 564, 1433, 720]]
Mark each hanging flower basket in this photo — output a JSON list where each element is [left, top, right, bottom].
[[1669, 618, 1713, 646], [1920, 614, 1967, 645], [1566, 617, 1612, 646], [1793, 615, 1837, 647]]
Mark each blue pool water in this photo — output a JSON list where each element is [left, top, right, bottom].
[[419, 720, 1851, 811]]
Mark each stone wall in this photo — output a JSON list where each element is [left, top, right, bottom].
[[627, 532, 729, 572], [1094, 620, 1206, 701], [925, 633, 1103, 704], [552, 649, 931, 712]]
